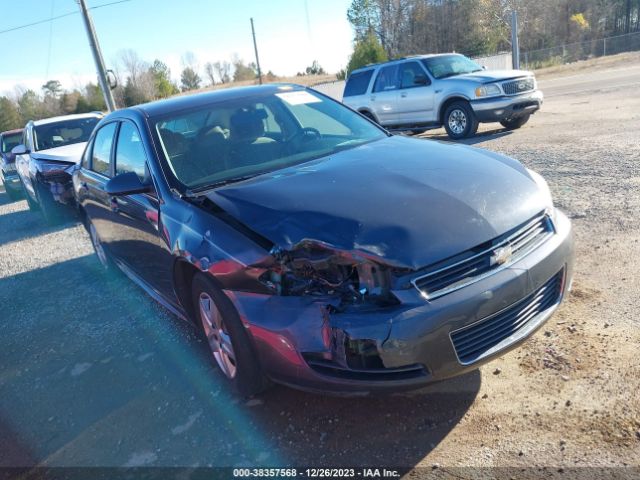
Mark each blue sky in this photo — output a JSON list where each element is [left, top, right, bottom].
[[0, 0, 354, 94]]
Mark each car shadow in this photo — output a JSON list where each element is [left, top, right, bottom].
[[0, 254, 481, 469], [0, 207, 79, 247], [247, 371, 480, 466], [422, 128, 514, 145]]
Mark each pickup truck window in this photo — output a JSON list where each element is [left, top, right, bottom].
[[373, 65, 400, 93], [344, 70, 374, 97]]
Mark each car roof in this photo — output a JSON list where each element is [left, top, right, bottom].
[[31, 112, 103, 127], [0, 128, 23, 136], [129, 84, 307, 119], [350, 53, 462, 74]]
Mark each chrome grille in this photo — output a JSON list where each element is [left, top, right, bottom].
[[450, 270, 564, 364], [502, 77, 535, 95], [412, 212, 554, 300]]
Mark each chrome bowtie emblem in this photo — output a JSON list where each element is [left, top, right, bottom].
[[490, 245, 513, 266]]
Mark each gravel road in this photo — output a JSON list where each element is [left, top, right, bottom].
[[0, 54, 638, 476]]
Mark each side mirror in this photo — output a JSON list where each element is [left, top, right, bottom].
[[414, 74, 429, 86], [105, 171, 151, 196], [11, 144, 28, 155]]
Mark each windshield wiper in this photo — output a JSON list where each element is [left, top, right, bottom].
[[190, 173, 264, 193]]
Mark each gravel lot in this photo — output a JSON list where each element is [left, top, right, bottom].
[[1, 54, 639, 476]]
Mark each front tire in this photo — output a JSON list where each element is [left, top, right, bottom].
[[35, 182, 63, 225], [89, 222, 112, 270], [500, 114, 530, 130], [191, 273, 268, 397], [443, 101, 479, 140]]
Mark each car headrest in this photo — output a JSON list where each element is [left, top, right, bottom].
[[230, 108, 268, 142]]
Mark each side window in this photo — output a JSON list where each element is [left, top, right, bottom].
[[256, 103, 281, 136], [115, 122, 147, 180], [399, 61, 431, 89], [373, 65, 400, 93], [344, 70, 374, 97], [91, 122, 117, 176]]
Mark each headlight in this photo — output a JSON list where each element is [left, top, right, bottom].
[[38, 161, 70, 173], [526, 168, 554, 209], [475, 84, 501, 98]]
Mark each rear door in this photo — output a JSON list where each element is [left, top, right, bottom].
[[396, 61, 436, 123], [369, 64, 400, 125]]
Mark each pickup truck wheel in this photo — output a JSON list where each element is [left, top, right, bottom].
[[444, 101, 478, 140], [500, 114, 530, 130], [192, 273, 269, 397]]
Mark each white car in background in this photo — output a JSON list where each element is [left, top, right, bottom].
[[13, 113, 102, 224]]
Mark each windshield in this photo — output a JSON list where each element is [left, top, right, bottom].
[[154, 88, 387, 190], [33, 117, 99, 151], [421, 55, 483, 79], [1, 132, 22, 153]]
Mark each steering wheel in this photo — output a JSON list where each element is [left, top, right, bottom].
[[288, 127, 322, 143]]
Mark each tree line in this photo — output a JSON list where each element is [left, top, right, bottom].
[[0, 49, 294, 132], [345, 0, 640, 73]]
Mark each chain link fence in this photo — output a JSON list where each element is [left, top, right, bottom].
[[522, 31, 640, 70]]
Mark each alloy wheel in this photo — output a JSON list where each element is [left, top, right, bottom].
[[199, 292, 237, 379], [448, 109, 467, 135]]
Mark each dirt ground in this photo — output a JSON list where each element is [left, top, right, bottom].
[[0, 54, 639, 477]]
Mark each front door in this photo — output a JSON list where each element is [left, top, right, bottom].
[[396, 61, 436, 123], [108, 121, 176, 302]]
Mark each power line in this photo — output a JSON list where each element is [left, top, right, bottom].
[[0, 0, 131, 36]]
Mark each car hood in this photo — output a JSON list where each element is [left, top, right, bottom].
[[31, 142, 87, 165], [205, 136, 549, 270], [450, 69, 533, 84]]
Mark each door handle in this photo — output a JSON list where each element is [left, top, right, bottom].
[[370, 95, 376, 101], [400, 92, 408, 98], [109, 197, 119, 213]]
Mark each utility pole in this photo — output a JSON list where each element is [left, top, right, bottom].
[[250, 18, 263, 85], [511, 10, 520, 70], [77, 0, 116, 111]]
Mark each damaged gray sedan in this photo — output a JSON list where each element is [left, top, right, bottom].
[[73, 85, 574, 395]]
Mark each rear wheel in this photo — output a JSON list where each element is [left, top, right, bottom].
[[191, 273, 268, 397], [500, 114, 530, 130], [443, 101, 479, 140]]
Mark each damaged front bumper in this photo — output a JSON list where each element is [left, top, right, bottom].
[[225, 209, 574, 394]]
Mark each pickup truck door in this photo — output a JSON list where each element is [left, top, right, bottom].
[[369, 64, 400, 126], [396, 61, 436, 123]]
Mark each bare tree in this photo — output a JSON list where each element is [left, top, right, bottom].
[[213, 61, 231, 83], [204, 62, 216, 86]]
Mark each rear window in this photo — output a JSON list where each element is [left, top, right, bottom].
[[343, 70, 374, 97]]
